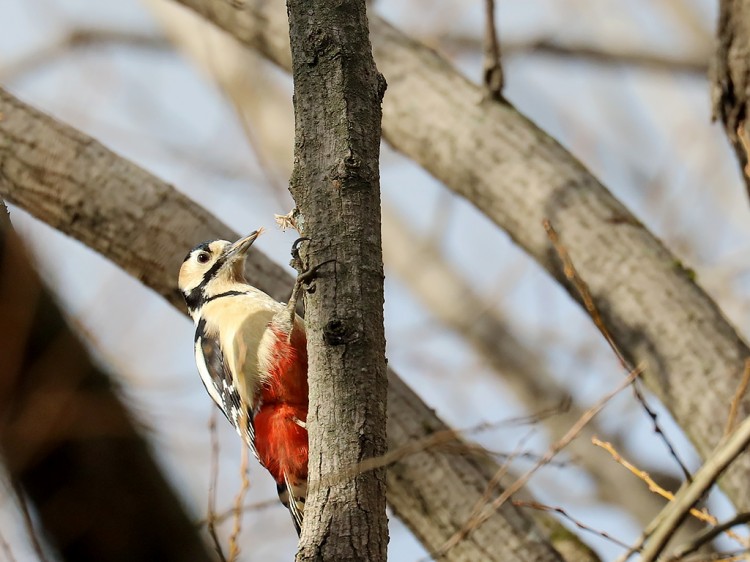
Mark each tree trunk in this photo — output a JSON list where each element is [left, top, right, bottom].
[[284, 1, 389, 559]]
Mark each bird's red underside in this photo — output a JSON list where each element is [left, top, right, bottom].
[[253, 326, 309, 485]]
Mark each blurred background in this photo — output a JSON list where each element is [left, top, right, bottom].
[[0, 1, 743, 560]]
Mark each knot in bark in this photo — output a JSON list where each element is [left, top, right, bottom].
[[323, 318, 359, 346]]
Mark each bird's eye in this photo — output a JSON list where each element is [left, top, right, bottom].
[[197, 252, 211, 264]]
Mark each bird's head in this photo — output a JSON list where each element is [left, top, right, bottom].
[[178, 228, 263, 315]]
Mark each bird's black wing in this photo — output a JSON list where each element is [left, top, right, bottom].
[[194, 318, 257, 458]]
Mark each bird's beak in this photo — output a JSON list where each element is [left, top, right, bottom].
[[223, 228, 264, 263]]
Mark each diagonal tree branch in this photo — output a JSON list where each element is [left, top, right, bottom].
[[0, 87, 584, 561], [168, 0, 750, 511], [0, 198, 212, 561]]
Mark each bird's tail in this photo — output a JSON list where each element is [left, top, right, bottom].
[[278, 474, 306, 535]]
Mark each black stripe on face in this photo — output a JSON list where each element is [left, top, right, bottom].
[[200, 253, 228, 286], [181, 241, 229, 311]]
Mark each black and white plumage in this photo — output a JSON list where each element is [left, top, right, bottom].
[[194, 316, 256, 453], [178, 229, 310, 533]]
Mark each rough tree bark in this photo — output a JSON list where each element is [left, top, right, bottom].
[[712, 0, 750, 199], [170, 0, 750, 512], [137, 5, 693, 537], [0, 199, 211, 562], [285, 1, 389, 558], [0, 88, 576, 561]]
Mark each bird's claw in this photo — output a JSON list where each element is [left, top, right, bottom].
[[290, 237, 311, 273], [297, 258, 336, 290], [291, 237, 310, 258]]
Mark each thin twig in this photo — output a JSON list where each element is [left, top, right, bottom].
[[593, 438, 749, 548], [513, 500, 632, 550], [544, 219, 693, 483], [432, 33, 709, 75], [483, 0, 504, 100], [637, 415, 750, 561], [670, 512, 750, 560], [724, 358, 750, 436], [0, 28, 170, 80], [432, 365, 642, 559], [206, 411, 228, 562], [680, 551, 750, 562], [461, 431, 534, 542], [227, 411, 251, 562], [736, 122, 750, 179], [199, 499, 279, 527], [313, 402, 568, 489]]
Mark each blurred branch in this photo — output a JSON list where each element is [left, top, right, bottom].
[[145, 1, 696, 539], [671, 511, 750, 561], [0, 198, 212, 561], [439, 35, 709, 75], [482, 0, 504, 99], [711, 0, 750, 201], [0, 28, 170, 80], [637, 415, 750, 561], [381, 205, 704, 540], [168, 0, 750, 513], [0, 87, 589, 561], [437, 367, 641, 559]]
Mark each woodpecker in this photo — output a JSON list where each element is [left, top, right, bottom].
[[178, 229, 311, 533]]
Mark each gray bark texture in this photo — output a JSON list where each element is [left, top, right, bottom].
[[0, 88, 576, 561], [139, 3, 692, 538], [285, 0, 389, 559], [172, 0, 750, 511], [712, 0, 750, 199], [0, 200, 212, 562]]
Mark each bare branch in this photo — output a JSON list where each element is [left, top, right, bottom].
[[670, 512, 750, 561], [167, 0, 750, 512], [435, 367, 641, 558], [0, 28, 170, 80], [382, 206, 683, 528], [513, 501, 631, 551], [544, 219, 691, 481], [483, 0, 504, 99], [711, 0, 750, 200], [634, 415, 750, 561], [0, 87, 580, 562], [725, 358, 750, 436]]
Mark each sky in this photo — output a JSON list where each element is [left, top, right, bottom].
[[1, 1, 746, 560]]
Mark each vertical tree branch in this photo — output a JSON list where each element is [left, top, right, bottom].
[[285, 1, 389, 560], [483, 0, 505, 100], [711, 0, 750, 200]]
